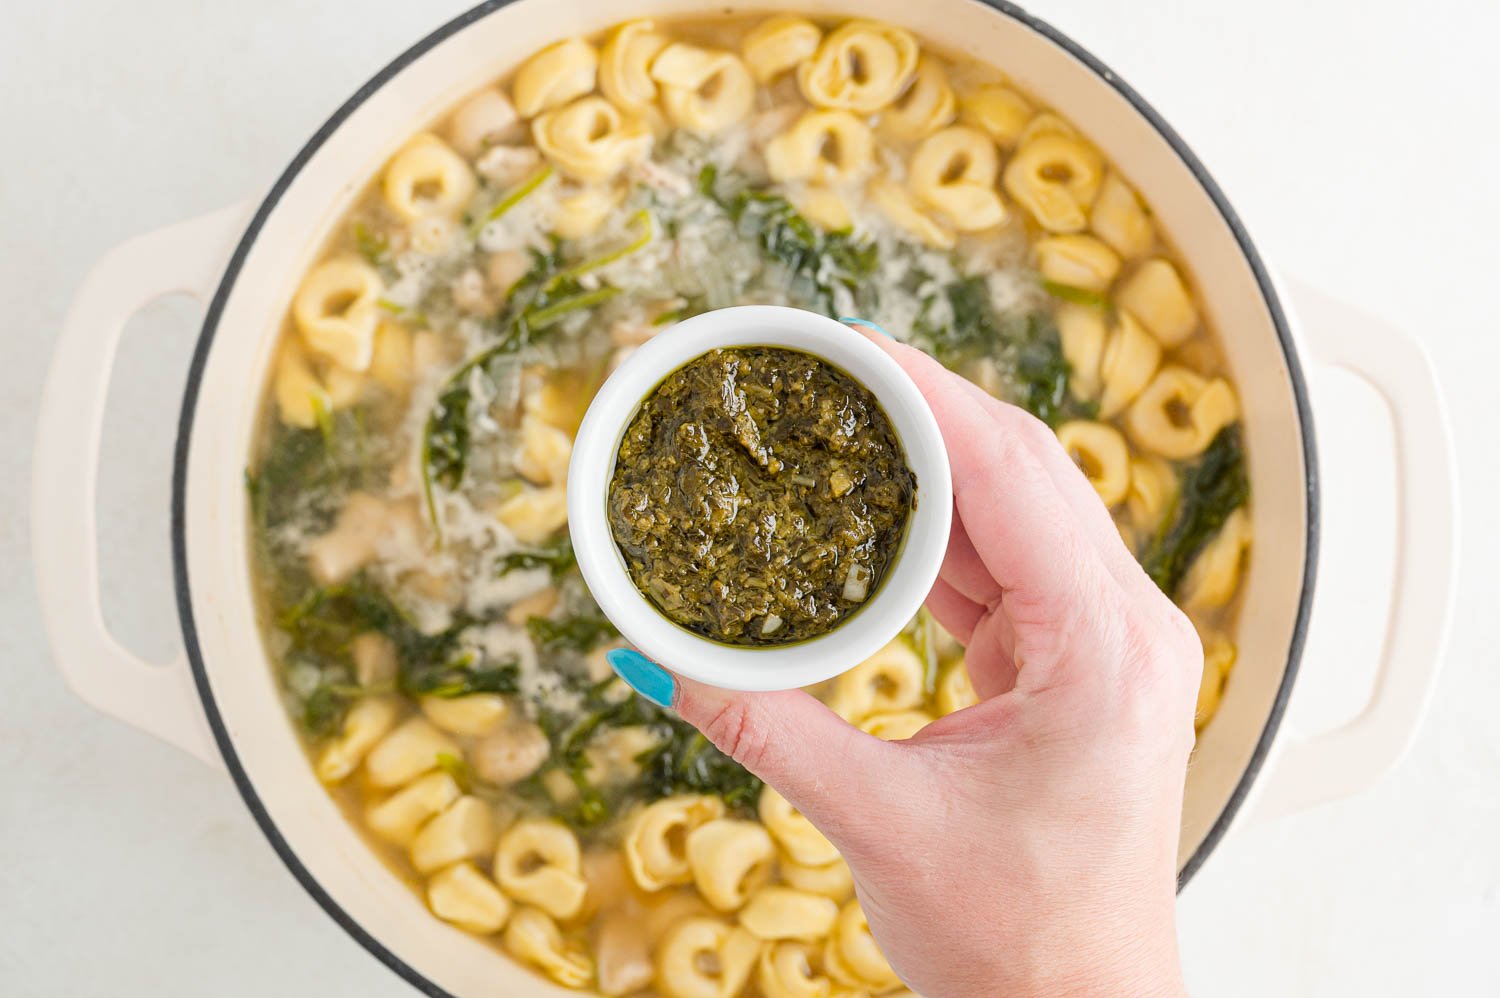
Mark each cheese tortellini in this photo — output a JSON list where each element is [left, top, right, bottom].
[[882, 56, 956, 140], [382, 133, 477, 222], [764, 110, 875, 185], [687, 819, 776, 912], [505, 906, 595, 988], [495, 819, 589, 920], [1126, 365, 1240, 459], [798, 19, 918, 112], [1002, 132, 1104, 232], [1056, 420, 1132, 507], [742, 15, 821, 83], [599, 20, 668, 114], [625, 795, 725, 891], [827, 636, 925, 722], [656, 917, 761, 998], [739, 887, 839, 942], [759, 786, 838, 867], [1181, 508, 1252, 612], [533, 97, 652, 181], [513, 38, 599, 119], [651, 44, 755, 134], [291, 254, 383, 372], [907, 125, 1006, 231]]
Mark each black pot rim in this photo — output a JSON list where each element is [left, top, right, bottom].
[[170, 1, 1320, 993]]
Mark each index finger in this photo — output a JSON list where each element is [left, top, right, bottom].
[[870, 333, 1111, 616]]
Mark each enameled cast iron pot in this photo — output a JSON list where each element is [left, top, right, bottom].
[[33, 1, 1459, 994]]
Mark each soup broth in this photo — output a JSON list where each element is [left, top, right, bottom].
[[248, 12, 1250, 995]]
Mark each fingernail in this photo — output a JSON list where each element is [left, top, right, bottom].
[[606, 648, 676, 708], [839, 316, 892, 338]]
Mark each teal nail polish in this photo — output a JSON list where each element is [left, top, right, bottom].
[[606, 648, 675, 708], [839, 316, 892, 338]]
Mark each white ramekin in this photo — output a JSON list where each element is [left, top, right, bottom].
[[567, 305, 953, 692]]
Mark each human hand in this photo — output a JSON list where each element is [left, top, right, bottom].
[[608, 330, 1201, 997]]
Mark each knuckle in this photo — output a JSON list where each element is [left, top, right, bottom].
[[700, 698, 772, 772]]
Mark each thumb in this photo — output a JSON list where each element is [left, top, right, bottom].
[[606, 649, 898, 840]]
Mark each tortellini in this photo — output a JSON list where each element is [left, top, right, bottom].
[[742, 15, 822, 84], [739, 886, 839, 942], [764, 110, 874, 185], [825, 900, 900, 991], [496, 485, 569, 544], [411, 795, 496, 874], [1126, 455, 1178, 540], [1056, 303, 1108, 403], [382, 133, 477, 222], [882, 56, 956, 140], [656, 917, 761, 998], [365, 770, 461, 846], [1091, 172, 1154, 259], [1002, 132, 1103, 233], [273, 342, 337, 429], [419, 693, 508, 736], [364, 716, 460, 789], [532, 97, 652, 182], [550, 185, 624, 240], [1055, 420, 1132, 507], [651, 44, 755, 134], [686, 818, 775, 912], [1125, 365, 1239, 459], [795, 186, 853, 231], [427, 861, 512, 934], [1035, 233, 1122, 294], [624, 795, 725, 891], [959, 82, 1033, 147], [599, 20, 668, 114], [858, 710, 934, 741], [1195, 631, 1237, 729], [1116, 258, 1199, 347], [495, 819, 589, 920], [759, 786, 838, 867], [1180, 508, 1252, 612], [936, 658, 979, 714], [314, 695, 399, 783], [505, 906, 595, 988], [757, 941, 845, 998], [1098, 312, 1163, 420], [868, 176, 954, 249], [513, 38, 599, 119], [907, 126, 1006, 231], [515, 413, 575, 486], [828, 636, 924, 722], [778, 854, 854, 903], [798, 19, 919, 113], [291, 254, 383, 372]]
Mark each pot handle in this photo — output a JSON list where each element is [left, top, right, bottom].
[[1247, 280, 1458, 823], [32, 202, 253, 770]]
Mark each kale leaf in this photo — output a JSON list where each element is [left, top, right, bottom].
[[526, 614, 620, 655], [1140, 427, 1250, 596], [496, 537, 577, 578], [698, 164, 878, 316]]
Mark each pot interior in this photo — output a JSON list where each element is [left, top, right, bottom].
[[178, 0, 1313, 993]]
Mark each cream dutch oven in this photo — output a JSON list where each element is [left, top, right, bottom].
[[32, 0, 1458, 994]]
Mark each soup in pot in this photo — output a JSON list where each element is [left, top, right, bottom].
[[247, 13, 1250, 995]]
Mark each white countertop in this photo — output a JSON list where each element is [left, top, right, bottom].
[[2, 0, 1496, 994]]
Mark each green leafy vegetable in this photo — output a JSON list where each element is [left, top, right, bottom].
[[470, 164, 554, 237], [301, 684, 349, 737], [419, 221, 656, 540], [526, 614, 620, 655], [1140, 427, 1249, 596], [698, 164, 878, 316], [530, 676, 761, 831], [497, 537, 577, 578], [911, 274, 1090, 427], [352, 220, 389, 265], [1042, 280, 1109, 308]]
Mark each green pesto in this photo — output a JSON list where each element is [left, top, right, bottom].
[[607, 346, 916, 646]]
